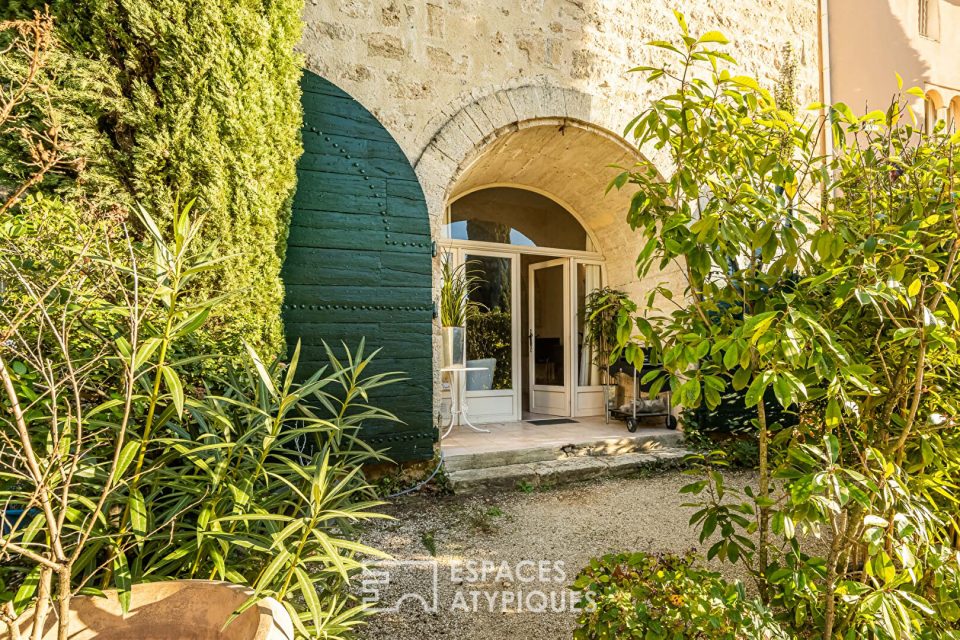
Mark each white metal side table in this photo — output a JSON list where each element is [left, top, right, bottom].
[[440, 366, 490, 438]]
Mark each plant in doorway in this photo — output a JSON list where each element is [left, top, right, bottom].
[[583, 287, 635, 410], [439, 258, 483, 368]]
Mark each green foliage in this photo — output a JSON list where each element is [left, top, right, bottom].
[[773, 44, 798, 162], [466, 506, 504, 534], [0, 13, 118, 212], [583, 287, 635, 371], [439, 258, 483, 328], [0, 201, 395, 639], [517, 480, 535, 494], [682, 389, 797, 468], [465, 308, 512, 389], [1, 0, 305, 364], [610, 11, 960, 639], [572, 551, 786, 640], [420, 531, 437, 557], [681, 406, 761, 468]]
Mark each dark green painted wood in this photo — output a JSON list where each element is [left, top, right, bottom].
[[282, 72, 435, 462], [301, 72, 352, 98]]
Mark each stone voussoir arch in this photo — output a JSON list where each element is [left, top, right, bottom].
[[412, 83, 667, 222], [415, 82, 682, 429]]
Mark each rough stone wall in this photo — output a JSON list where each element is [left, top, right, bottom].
[[301, 0, 820, 168], [301, 0, 821, 265]]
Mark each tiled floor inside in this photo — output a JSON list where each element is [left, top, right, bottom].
[[441, 413, 678, 457]]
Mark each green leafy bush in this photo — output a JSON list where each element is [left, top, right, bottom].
[[466, 308, 512, 389], [572, 551, 785, 640], [681, 407, 760, 468], [681, 389, 797, 468], [610, 12, 960, 639], [0, 200, 394, 639]]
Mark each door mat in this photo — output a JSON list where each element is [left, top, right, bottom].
[[525, 418, 578, 426]]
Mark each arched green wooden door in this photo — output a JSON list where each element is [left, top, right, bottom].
[[282, 71, 434, 461]]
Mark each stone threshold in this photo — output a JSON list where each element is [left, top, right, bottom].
[[443, 429, 684, 472], [446, 447, 692, 495]]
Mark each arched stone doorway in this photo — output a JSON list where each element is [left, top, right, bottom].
[[446, 121, 679, 303], [435, 120, 683, 425]]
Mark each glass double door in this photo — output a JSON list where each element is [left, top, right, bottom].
[[527, 259, 605, 417], [460, 250, 519, 423], [446, 248, 603, 423]]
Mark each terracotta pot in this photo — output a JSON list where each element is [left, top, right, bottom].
[[2, 580, 293, 640]]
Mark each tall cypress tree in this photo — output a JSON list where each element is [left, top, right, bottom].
[[3, 0, 304, 360]]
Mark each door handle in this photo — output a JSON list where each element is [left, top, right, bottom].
[[528, 331, 533, 352]]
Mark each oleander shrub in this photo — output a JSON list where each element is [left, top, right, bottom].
[[0, 200, 395, 639]]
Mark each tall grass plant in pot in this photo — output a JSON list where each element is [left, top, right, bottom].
[[439, 259, 481, 369]]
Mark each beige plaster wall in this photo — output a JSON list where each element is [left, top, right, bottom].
[[828, 0, 960, 117]]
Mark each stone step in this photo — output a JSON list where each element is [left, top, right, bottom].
[[443, 429, 684, 472], [446, 447, 692, 495]]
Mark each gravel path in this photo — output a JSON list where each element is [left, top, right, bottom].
[[357, 469, 757, 640]]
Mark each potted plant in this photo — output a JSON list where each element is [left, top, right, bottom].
[[439, 258, 480, 368], [0, 203, 393, 640], [5, 582, 293, 640], [583, 287, 634, 413]]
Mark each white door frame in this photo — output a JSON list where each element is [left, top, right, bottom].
[[439, 241, 606, 423], [449, 247, 522, 424], [571, 259, 607, 418], [528, 258, 571, 416]]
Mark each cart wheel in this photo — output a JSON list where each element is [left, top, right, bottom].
[[626, 418, 638, 433], [666, 415, 678, 430]]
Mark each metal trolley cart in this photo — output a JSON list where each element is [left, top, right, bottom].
[[607, 357, 677, 432]]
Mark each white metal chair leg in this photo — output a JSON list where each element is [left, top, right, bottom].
[[442, 413, 457, 439]]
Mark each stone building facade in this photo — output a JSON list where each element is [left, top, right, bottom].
[[300, 0, 821, 229], [286, 0, 827, 458]]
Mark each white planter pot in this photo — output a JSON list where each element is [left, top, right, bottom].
[[3, 580, 293, 640], [442, 326, 466, 368]]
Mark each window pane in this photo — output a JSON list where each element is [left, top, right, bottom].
[[577, 264, 603, 386], [465, 255, 512, 391], [533, 264, 565, 386], [446, 187, 588, 251]]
